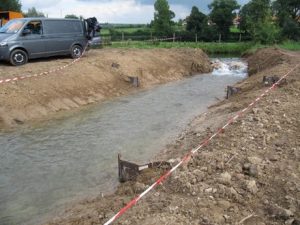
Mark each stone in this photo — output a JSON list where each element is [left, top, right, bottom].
[[292, 219, 300, 225], [268, 204, 294, 220], [133, 182, 146, 193], [247, 180, 258, 194], [219, 172, 232, 185], [247, 156, 263, 165], [243, 163, 259, 177], [218, 200, 231, 210], [205, 188, 213, 193]]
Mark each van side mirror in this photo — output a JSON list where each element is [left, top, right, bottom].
[[22, 29, 31, 35]]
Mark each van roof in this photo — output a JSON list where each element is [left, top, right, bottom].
[[17, 18, 82, 22]]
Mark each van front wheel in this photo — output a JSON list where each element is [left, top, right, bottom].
[[71, 45, 83, 59], [10, 49, 28, 66]]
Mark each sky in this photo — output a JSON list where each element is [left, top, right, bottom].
[[21, 0, 250, 24]]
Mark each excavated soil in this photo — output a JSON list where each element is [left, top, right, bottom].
[[0, 48, 212, 130], [43, 48, 300, 225]]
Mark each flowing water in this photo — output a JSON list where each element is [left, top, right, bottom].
[[0, 58, 247, 225]]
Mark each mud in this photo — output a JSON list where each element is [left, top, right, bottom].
[[0, 48, 212, 129], [43, 48, 300, 225]]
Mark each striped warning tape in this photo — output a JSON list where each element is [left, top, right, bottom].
[[0, 46, 86, 86], [104, 63, 299, 225]]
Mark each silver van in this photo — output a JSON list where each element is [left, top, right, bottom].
[[0, 18, 90, 66]]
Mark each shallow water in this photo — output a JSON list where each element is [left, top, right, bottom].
[[0, 58, 247, 225]]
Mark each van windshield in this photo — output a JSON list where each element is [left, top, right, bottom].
[[0, 19, 25, 34]]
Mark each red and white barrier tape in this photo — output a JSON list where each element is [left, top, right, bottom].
[[104, 63, 299, 225], [0, 45, 88, 86]]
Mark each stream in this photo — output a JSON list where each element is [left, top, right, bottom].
[[0, 58, 247, 225]]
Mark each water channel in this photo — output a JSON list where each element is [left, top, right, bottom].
[[0, 58, 248, 225]]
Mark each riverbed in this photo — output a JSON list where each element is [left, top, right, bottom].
[[0, 58, 247, 225]]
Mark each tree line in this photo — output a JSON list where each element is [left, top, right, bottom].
[[152, 0, 299, 43], [1, 0, 299, 43]]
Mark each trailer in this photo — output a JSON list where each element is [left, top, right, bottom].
[[0, 11, 23, 27]]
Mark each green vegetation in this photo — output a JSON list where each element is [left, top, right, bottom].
[[278, 41, 300, 51], [108, 41, 253, 54], [209, 0, 240, 41], [23, 7, 45, 17], [0, 0, 21, 12], [152, 0, 175, 35]]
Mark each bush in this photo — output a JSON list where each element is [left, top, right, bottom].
[[281, 19, 300, 41], [254, 22, 281, 44]]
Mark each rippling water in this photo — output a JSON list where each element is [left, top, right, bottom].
[[0, 58, 247, 225]]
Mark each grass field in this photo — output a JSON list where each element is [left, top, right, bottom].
[[278, 41, 300, 51], [107, 41, 253, 54]]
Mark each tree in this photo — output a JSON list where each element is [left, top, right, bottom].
[[209, 0, 240, 41], [281, 18, 300, 40], [240, 0, 272, 35], [273, 0, 300, 26], [65, 14, 79, 19], [24, 7, 45, 18], [0, 0, 22, 12], [152, 0, 175, 36], [272, 0, 299, 40], [186, 6, 208, 33], [239, 0, 281, 43]]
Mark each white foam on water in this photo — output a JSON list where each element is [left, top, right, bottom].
[[211, 58, 248, 78]]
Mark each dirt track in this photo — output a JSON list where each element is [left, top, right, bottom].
[[44, 48, 300, 225], [0, 48, 212, 129]]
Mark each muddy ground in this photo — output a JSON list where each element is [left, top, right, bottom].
[[43, 48, 300, 225], [0, 48, 211, 129]]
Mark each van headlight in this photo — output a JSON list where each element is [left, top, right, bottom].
[[0, 41, 8, 47]]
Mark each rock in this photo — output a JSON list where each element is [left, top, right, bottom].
[[218, 200, 231, 210], [243, 163, 259, 177], [201, 167, 208, 172], [268, 204, 294, 220], [193, 169, 205, 182], [219, 172, 232, 185], [292, 219, 300, 225], [252, 108, 259, 114], [133, 182, 146, 193], [273, 99, 281, 104], [205, 188, 213, 193], [247, 180, 258, 194], [247, 156, 263, 165], [223, 214, 230, 221], [229, 187, 239, 199]]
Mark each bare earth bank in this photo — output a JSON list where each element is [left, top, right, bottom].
[[0, 48, 212, 130]]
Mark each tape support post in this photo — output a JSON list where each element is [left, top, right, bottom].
[[104, 63, 299, 225]]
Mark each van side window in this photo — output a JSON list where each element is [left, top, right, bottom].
[[24, 21, 42, 35], [43, 20, 82, 34]]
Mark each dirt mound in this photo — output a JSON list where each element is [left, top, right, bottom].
[[0, 48, 212, 129], [246, 47, 291, 76], [43, 48, 300, 225]]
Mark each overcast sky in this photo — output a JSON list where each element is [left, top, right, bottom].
[[21, 0, 250, 24]]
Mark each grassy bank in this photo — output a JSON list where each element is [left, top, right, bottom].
[[278, 41, 300, 51], [108, 41, 253, 55], [103, 40, 299, 55]]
